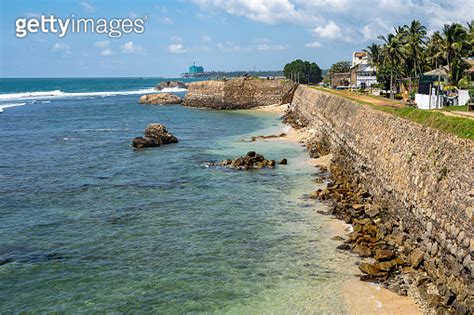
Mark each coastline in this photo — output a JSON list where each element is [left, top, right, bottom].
[[253, 104, 423, 314]]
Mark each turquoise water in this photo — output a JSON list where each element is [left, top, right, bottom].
[[0, 78, 354, 313]]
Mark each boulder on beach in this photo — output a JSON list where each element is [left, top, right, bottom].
[[132, 123, 178, 149], [212, 151, 286, 170], [139, 93, 182, 105], [155, 81, 188, 91]]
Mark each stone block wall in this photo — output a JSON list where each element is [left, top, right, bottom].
[[290, 85, 473, 312], [183, 77, 295, 109]]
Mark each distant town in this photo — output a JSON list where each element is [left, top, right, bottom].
[[181, 63, 285, 79]]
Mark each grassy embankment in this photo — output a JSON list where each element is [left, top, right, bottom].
[[310, 86, 474, 141]]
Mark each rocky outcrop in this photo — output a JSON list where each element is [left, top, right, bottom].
[[212, 151, 280, 170], [183, 77, 296, 109], [132, 123, 178, 148], [288, 85, 473, 313], [155, 81, 187, 91], [139, 93, 182, 105]]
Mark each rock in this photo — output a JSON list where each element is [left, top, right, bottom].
[[336, 244, 351, 251], [214, 152, 277, 170], [139, 93, 182, 105], [359, 262, 382, 275], [375, 259, 397, 272], [132, 137, 161, 149], [409, 248, 425, 268], [155, 81, 187, 91], [375, 249, 395, 261], [365, 205, 380, 218], [279, 158, 288, 165], [132, 123, 178, 149], [352, 244, 372, 257], [331, 236, 345, 241]]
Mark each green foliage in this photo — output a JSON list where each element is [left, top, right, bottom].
[[283, 59, 323, 84], [372, 19, 473, 91], [329, 61, 351, 74]]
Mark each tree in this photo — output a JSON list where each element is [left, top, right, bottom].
[[405, 20, 427, 80], [329, 61, 351, 74], [439, 23, 470, 84], [284, 59, 322, 84], [364, 43, 383, 69], [378, 33, 405, 99]]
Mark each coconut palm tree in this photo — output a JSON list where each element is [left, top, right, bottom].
[[426, 31, 445, 69], [378, 33, 405, 99], [440, 23, 469, 84], [364, 43, 382, 69], [405, 20, 427, 80]]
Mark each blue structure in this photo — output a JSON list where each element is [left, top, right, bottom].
[[189, 64, 204, 76]]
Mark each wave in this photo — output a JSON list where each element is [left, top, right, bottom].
[[0, 87, 187, 102], [0, 103, 27, 113]]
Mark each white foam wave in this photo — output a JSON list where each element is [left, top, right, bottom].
[[0, 87, 186, 102], [0, 103, 27, 113]]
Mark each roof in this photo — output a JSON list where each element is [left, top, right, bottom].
[[354, 52, 367, 58], [424, 66, 449, 77]]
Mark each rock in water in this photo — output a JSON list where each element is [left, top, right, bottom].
[[279, 158, 288, 165], [132, 123, 178, 149], [155, 81, 187, 91], [139, 93, 182, 105], [213, 151, 278, 170]]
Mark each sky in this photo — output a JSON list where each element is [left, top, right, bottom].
[[0, 0, 473, 78]]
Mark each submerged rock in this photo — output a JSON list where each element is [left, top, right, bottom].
[[139, 93, 182, 105], [132, 123, 178, 149], [212, 151, 283, 170]]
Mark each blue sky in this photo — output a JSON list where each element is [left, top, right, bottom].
[[0, 0, 472, 77]]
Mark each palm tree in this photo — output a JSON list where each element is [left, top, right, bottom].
[[364, 43, 382, 69], [426, 31, 444, 69], [405, 20, 427, 80], [378, 33, 405, 99], [440, 23, 469, 84]]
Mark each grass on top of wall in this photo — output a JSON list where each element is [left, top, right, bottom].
[[309, 86, 474, 141]]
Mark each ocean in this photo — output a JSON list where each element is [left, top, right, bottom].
[[0, 78, 355, 313]]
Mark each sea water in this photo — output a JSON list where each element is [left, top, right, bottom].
[[0, 78, 356, 313]]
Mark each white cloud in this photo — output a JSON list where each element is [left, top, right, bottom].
[[52, 43, 71, 55], [168, 43, 189, 53], [313, 20, 341, 40], [95, 40, 109, 48], [80, 0, 95, 12], [254, 38, 287, 51], [217, 41, 245, 52], [305, 41, 321, 48], [191, 0, 303, 24], [95, 41, 114, 56], [121, 41, 143, 54], [202, 35, 212, 42], [100, 48, 113, 56]]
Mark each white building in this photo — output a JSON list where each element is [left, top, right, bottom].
[[350, 52, 378, 88]]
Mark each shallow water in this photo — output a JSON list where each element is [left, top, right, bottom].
[[0, 79, 356, 313]]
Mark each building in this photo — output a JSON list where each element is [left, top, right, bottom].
[[350, 52, 378, 88], [188, 64, 204, 76], [330, 72, 351, 89]]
